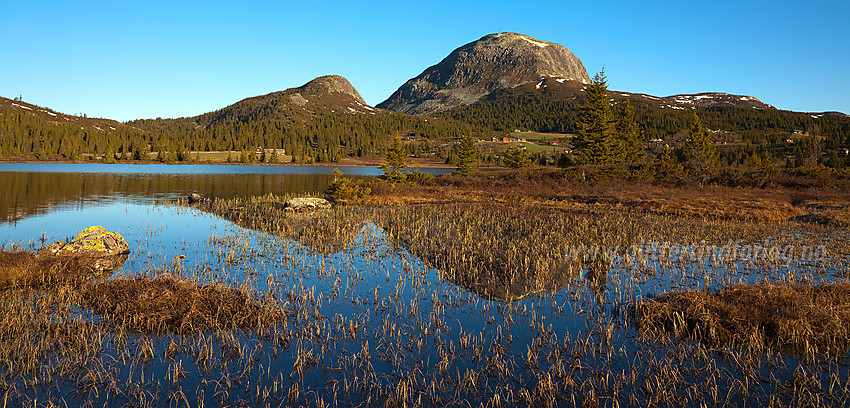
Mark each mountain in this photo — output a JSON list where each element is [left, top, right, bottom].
[[193, 75, 378, 129], [124, 75, 462, 163], [440, 75, 850, 150], [377, 32, 591, 115]]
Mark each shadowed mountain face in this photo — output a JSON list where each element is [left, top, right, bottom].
[[377, 32, 591, 115]]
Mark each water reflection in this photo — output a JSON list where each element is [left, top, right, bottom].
[[0, 163, 451, 223]]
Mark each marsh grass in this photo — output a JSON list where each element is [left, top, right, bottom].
[[81, 273, 286, 334], [187, 193, 366, 254], [0, 250, 103, 289], [636, 283, 850, 353], [362, 169, 850, 226], [1, 189, 848, 406]]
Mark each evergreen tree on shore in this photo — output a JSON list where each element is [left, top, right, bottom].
[[381, 136, 411, 183], [454, 133, 479, 175], [574, 69, 616, 164]]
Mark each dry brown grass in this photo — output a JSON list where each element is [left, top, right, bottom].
[[356, 169, 850, 225], [0, 250, 102, 289], [81, 274, 285, 334], [636, 283, 850, 353], [2, 249, 285, 335]]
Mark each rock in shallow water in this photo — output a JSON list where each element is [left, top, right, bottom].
[[283, 197, 331, 212], [188, 193, 205, 204], [38, 226, 130, 273]]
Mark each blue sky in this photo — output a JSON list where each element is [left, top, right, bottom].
[[2, 1, 848, 121]]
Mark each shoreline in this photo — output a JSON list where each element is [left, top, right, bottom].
[[0, 157, 465, 169]]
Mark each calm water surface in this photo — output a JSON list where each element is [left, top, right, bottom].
[[0, 162, 450, 225], [0, 162, 450, 270]]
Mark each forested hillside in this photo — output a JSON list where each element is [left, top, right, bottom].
[[0, 98, 465, 163], [441, 81, 850, 166]]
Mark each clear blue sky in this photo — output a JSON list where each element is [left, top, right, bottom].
[[2, 1, 848, 121]]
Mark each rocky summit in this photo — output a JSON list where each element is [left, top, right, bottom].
[[377, 32, 590, 115], [295, 75, 366, 105]]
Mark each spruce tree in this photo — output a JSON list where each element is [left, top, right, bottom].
[[453, 134, 479, 175], [574, 69, 616, 164], [614, 100, 645, 162], [503, 147, 533, 169], [381, 136, 410, 183], [683, 112, 720, 182]]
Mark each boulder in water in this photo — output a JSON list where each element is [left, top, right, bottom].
[[283, 197, 331, 212], [188, 193, 206, 204], [38, 226, 130, 273]]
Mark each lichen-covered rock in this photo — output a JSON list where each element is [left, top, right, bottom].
[[283, 197, 331, 212], [38, 226, 130, 273]]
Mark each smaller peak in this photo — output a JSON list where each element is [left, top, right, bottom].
[[297, 75, 365, 104]]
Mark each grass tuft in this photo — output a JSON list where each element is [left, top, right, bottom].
[[636, 283, 850, 353], [80, 274, 284, 334], [0, 250, 104, 289]]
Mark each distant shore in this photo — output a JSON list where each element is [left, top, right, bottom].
[[0, 156, 462, 169]]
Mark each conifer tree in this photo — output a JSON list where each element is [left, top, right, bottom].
[[574, 69, 616, 164], [381, 136, 410, 183], [614, 100, 645, 162], [503, 147, 533, 169], [453, 134, 479, 175], [791, 145, 804, 168], [683, 112, 720, 182], [654, 145, 684, 182]]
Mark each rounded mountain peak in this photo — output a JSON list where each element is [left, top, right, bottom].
[[297, 75, 365, 104], [377, 32, 590, 114]]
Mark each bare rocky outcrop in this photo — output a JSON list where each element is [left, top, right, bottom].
[[378, 32, 590, 114], [296, 75, 366, 104], [38, 226, 130, 273]]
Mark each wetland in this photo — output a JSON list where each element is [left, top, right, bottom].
[[1, 163, 849, 407]]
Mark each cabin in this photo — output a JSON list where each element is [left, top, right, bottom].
[[255, 148, 286, 155]]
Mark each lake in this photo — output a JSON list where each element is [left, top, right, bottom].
[[1, 162, 848, 407], [0, 162, 451, 240]]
